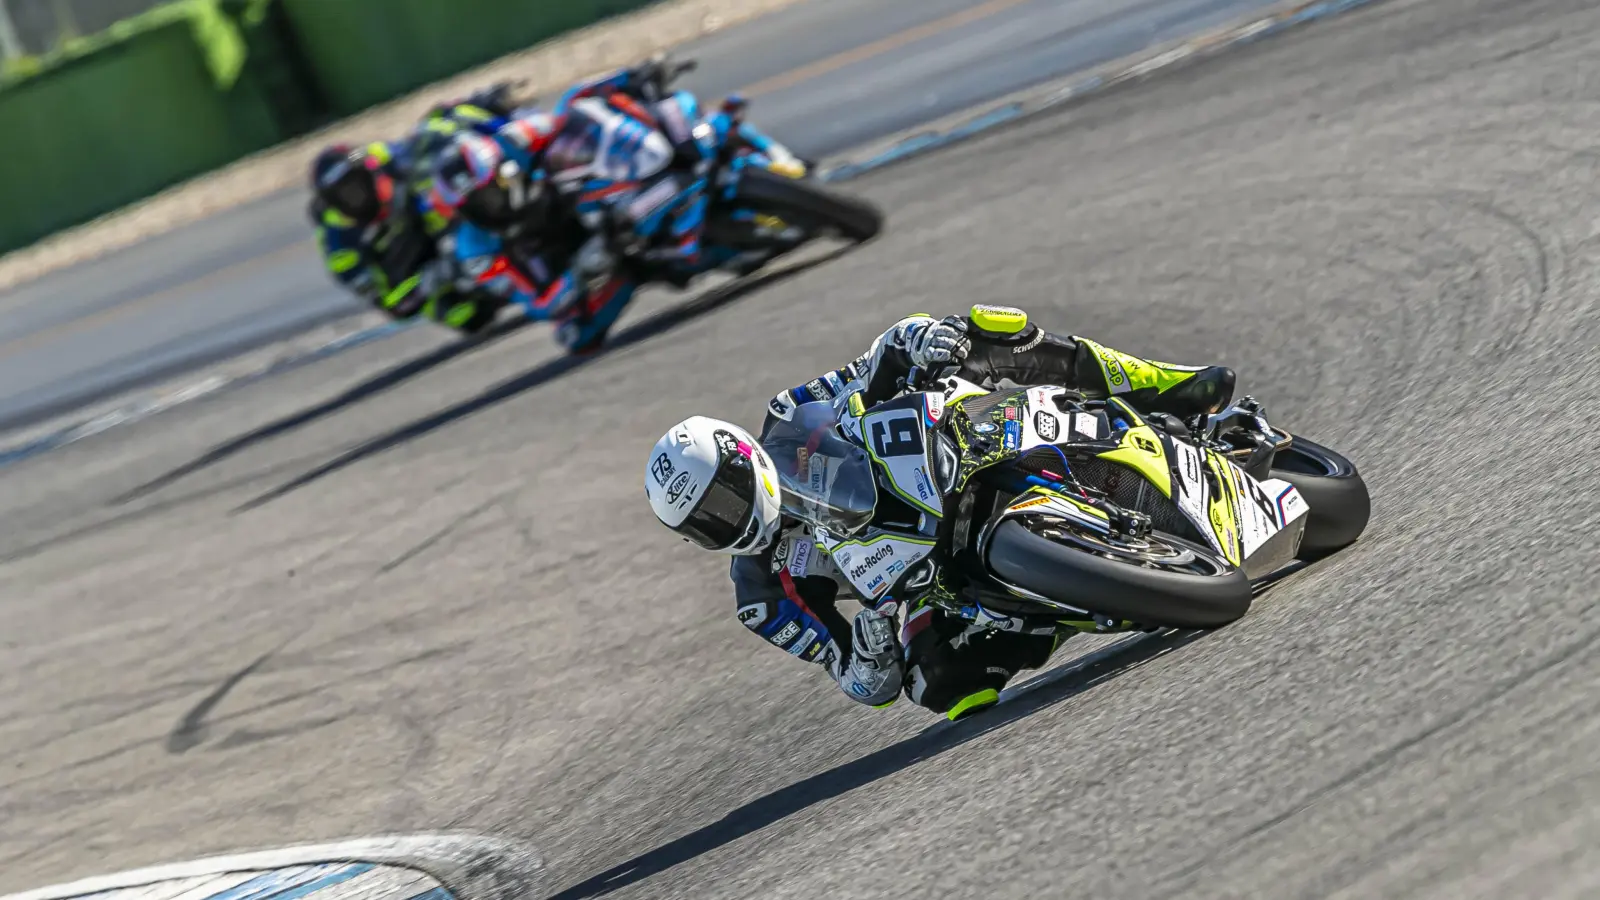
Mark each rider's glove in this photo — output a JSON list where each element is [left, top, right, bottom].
[[906, 318, 972, 371], [834, 608, 904, 707]]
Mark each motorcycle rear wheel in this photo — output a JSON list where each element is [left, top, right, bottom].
[[986, 518, 1252, 629], [1269, 435, 1371, 560]]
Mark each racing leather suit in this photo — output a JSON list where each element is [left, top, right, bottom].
[[311, 141, 501, 335], [734, 309, 1236, 714]]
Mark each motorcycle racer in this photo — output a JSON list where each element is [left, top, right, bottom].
[[309, 141, 502, 334], [644, 305, 1236, 719], [429, 58, 795, 352], [429, 127, 643, 353]]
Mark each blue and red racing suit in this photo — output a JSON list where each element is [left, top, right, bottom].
[[451, 67, 802, 350], [735, 309, 1238, 714]]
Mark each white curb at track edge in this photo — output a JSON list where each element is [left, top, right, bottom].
[[0, 833, 544, 900], [0, 0, 1390, 470]]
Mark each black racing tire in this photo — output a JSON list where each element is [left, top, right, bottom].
[[986, 519, 1253, 629], [1269, 435, 1371, 560], [733, 166, 884, 242]]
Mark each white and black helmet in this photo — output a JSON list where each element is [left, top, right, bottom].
[[646, 416, 783, 555]]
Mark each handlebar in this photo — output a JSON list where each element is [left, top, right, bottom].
[[635, 56, 698, 99]]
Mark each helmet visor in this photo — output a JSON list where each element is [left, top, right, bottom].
[[460, 181, 516, 229], [677, 449, 758, 551], [322, 163, 380, 222]]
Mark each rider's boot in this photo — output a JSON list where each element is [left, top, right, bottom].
[[553, 275, 637, 355], [833, 607, 904, 708], [1071, 336, 1236, 419], [902, 604, 1058, 720]]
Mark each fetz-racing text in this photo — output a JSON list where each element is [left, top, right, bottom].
[[848, 544, 894, 581]]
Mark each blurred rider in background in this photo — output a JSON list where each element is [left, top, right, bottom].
[[309, 140, 500, 335], [427, 59, 719, 354], [643, 305, 1237, 720], [307, 90, 521, 336]]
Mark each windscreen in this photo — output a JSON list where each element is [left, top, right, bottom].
[[760, 401, 878, 535]]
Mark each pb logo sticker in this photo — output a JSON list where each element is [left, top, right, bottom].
[[651, 453, 675, 487], [1033, 410, 1059, 442]]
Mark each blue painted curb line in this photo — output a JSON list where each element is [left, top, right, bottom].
[[0, 0, 1386, 471]]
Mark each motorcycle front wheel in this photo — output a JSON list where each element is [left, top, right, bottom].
[[719, 166, 884, 243], [986, 518, 1252, 629]]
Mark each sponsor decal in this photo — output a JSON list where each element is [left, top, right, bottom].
[[823, 371, 846, 394], [974, 605, 1021, 632], [1180, 446, 1204, 491], [1009, 496, 1052, 511], [651, 453, 674, 486], [866, 574, 885, 594], [770, 539, 792, 574], [1034, 410, 1059, 441], [913, 467, 933, 501], [808, 454, 827, 494], [737, 603, 768, 627], [1011, 329, 1044, 353], [973, 303, 1022, 316], [788, 628, 818, 656], [1279, 487, 1308, 520], [1096, 346, 1129, 388], [771, 620, 801, 647], [1004, 405, 1020, 420], [848, 544, 894, 580], [1003, 420, 1022, 450], [805, 378, 829, 401], [789, 540, 813, 576], [974, 421, 998, 434], [1071, 413, 1100, 441], [886, 559, 907, 577], [849, 681, 872, 697], [666, 471, 693, 505], [769, 394, 794, 419], [713, 430, 741, 456]]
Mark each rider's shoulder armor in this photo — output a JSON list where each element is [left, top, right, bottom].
[[968, 304, 1029, 337]]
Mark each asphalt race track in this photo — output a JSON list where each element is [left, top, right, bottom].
[[0, 0, 1283, 432], [6, 0, 1600, 896]]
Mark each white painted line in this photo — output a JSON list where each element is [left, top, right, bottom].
[[1, 834, 542, 900]]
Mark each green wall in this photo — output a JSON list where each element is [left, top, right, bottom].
[[0, 3, 283, 253], [281, 0, 656, 115]]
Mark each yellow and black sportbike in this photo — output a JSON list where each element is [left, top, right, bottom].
[[762, 375, 1370, 632]]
